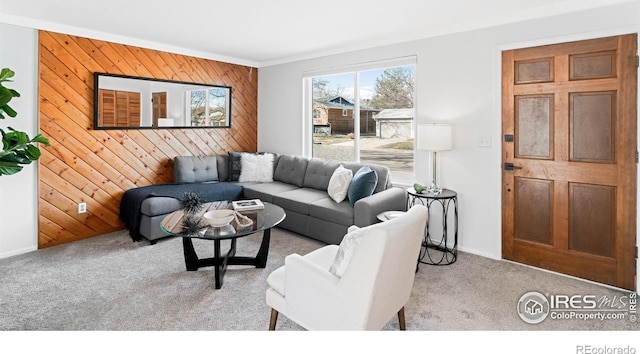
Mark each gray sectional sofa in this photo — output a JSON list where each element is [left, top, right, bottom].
[[123, 153, 407, 245]]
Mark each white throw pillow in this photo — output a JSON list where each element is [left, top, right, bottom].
[[238, 153, 274, 183], [327, 164, 353, 203], [329, 227, 366, 278]]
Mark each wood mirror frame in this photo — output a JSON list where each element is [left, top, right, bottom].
[[93, 72, 232, 129]]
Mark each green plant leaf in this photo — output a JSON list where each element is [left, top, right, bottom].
[[24, 144, 41, 160], [5, 129, 28, 146], [0, 153, 19, 162], [0, 159, 23, 176], [0, 68, 15, 82], [0, 68, 50, 177], [32, 134, 51, 146], [0, 68, 20, 120], [1, 104, 17, 118], [13, 152, 32, 164], [0, 87, 19, 103], [0, 87, 13, 107]]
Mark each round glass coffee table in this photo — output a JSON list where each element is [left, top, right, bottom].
[[160, 201, 286, 289]]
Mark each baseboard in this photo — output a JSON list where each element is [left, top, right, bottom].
[[0, 245, 37, 260], [426, 236, 500, 260], [457, 245, 499, 260]]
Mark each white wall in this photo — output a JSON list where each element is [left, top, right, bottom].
[[0, 23, 39, 258], [258, 2, 640, 259]]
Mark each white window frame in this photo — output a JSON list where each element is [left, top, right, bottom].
[[302, 56, 417, 182], [185, 88, 231, 127]]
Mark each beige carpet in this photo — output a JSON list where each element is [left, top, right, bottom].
[[0, 227, 637, 350]]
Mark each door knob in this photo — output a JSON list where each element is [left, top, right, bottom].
[[504, 162, 523, 171]]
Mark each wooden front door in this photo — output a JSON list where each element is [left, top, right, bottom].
[[152, 91, 167, 127], [502, 34, 638, 290]]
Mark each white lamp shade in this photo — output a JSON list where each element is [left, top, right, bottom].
[[417, 124, 453, 151]]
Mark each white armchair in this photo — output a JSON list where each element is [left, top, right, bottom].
[[266, 205, 428, 330]]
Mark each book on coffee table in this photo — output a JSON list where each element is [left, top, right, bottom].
[[232, 199, 264, 212]]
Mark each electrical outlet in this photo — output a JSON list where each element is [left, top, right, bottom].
[[78, 202, 87, 214]]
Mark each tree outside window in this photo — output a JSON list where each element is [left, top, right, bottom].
[[189, 88, 229, 126], [310, 64, 415, 181]]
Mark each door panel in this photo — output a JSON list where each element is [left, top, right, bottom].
[[502, 34, 637, 290], [515, 95, 554, 159], [514, 177, 553, 245], [570, 91, 615, 163], [568, 183, 615, 257], [570, 51, 616, 80], [515, 58, 554, 84]]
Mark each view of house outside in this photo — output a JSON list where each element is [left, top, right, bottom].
[[189, 88, 229, 126], [311, 65, 415, 181]]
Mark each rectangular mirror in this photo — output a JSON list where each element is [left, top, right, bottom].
[[93, 73, 232, 129]]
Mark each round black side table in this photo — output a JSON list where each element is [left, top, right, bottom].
[[407, 187, 458, 266]]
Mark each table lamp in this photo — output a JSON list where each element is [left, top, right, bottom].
[[417, 124, 453, 194]]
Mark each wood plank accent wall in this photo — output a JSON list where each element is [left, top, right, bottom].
[[37, 31, 258, 248]]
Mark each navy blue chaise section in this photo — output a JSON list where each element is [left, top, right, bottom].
[[119, 182, 243, 241]]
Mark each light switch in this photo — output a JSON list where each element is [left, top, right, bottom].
[[478, 135, 491, 147]]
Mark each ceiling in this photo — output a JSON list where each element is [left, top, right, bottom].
[[0, 0, 633, 67]]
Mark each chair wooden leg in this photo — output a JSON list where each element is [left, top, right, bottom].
[[398, 307, 406, 330], [269, 308, 279, 330]]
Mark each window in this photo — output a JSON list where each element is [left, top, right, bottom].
[[187, 88, 230, 127], [306, 58, 416, 182]]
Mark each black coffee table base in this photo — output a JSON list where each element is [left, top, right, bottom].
[[182, 228, 272, 289]]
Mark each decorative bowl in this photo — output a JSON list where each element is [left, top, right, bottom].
[[203, 209, 235, 227]]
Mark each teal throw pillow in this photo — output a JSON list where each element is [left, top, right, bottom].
[[347, 166, 378, 205]]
